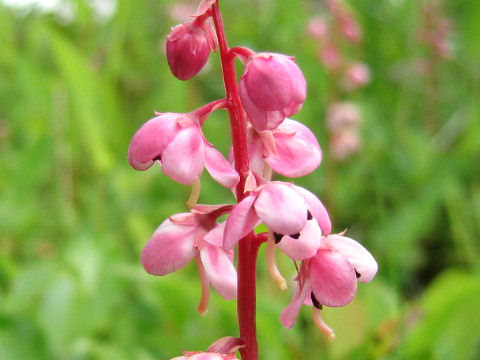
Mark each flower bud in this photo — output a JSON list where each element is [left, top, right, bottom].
[[166, 21, 212, 81], [239, 53, 307, 131]]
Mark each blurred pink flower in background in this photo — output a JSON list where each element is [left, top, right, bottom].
[[327, 102, 361, 133], [168, 2, 197, 22], [330, 131, 362, 161], [306, 17, 328, 40], [336, 7, 362, 43], [343, 62, 371, 91], [420, 2, 452, 59], [327, 102, 362, 160], [319, 41, 343, 71]]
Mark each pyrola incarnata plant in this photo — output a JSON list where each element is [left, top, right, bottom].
[[128, 1, 377, 359]]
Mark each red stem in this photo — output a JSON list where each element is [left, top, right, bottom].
[[211, 2, 259, 360]]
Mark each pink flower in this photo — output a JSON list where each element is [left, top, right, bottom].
[[239, 53, 307, 131], [280, 232, 377, 330], [224, 182, 331, 258], [240, 119, 322, 178], [166, 19, 217, 81], [128, 112, 239, 187], [142, 205, 237, 302]]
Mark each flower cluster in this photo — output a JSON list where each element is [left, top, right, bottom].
[[306, 0, 369, 162], [129, 0, 377, 357]]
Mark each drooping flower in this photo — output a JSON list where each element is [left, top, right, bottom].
[[239, 53, 307, 131], [281, 232, 377, 337], [244, 119, 322, 178], [128, 112, 239, 187], [167, 22, 212, 80], [166, 0, 218, 82], [142, 205, 237, 309], [223, 182, 331, 254]]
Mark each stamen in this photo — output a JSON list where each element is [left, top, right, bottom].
[[187, 179, 201, 209], [263, 164, 273, 182], [312, 307, 335, 341], [196, 254, 210, 315], [267, 232, 287, 290], [293, 259, 299, 274]]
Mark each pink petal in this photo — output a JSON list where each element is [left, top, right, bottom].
[[189, 354, 224, 360], [194, 0, 217, 17], [280, 279, 312, 329], [128, 114, 181, 171], [309, 250, 357, 307], [142, 219, 197, 276], [246, 129, 267, 175], [204, 146, 240, 188], [224, 195, 259, 250], [169, 213, 197, 226], [322, 235, 378, 283], [207, 337, 244, 354], [278, 220, 322, 260], [200, 244, 237, 300], [266, 119, 322, 177], [203, 221, 226, 247], [239, 80, 284, 131], [162, 127, 205, 184], [192, 204, 231, 215], [293, 186, 332, 236], [254, 183, 307, 235]]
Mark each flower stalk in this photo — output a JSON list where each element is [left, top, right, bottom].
[[212, 2, 259, 359]]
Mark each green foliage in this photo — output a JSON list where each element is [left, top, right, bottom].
[[0, 0, 479, 359]]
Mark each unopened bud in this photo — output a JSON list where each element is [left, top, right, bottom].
[[166, 21, 212, 80]]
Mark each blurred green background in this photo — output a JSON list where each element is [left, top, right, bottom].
[[0, 0, 479, 359]]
